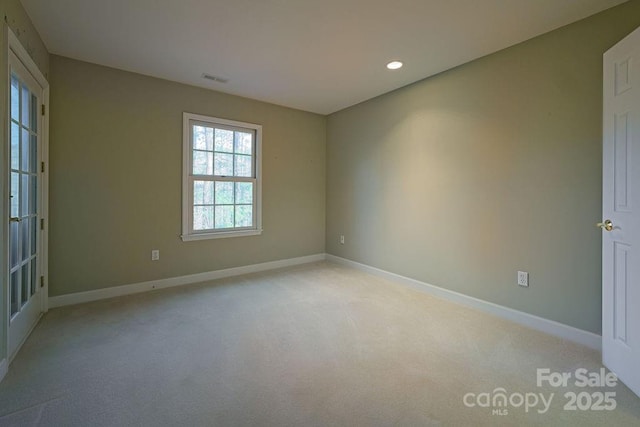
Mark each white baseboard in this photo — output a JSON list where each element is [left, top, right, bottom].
[[48, 252, 601, 351], [49, 254, 326, 308], [0, 359, 7, 383], [326, 254, 602, 351]]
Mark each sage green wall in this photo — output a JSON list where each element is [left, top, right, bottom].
[[0, 0, 49, 361], [326, 1, 640, 334], [49, 55, 326, 296]]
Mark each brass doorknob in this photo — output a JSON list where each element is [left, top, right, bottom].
[[597, 219, 614, 231]]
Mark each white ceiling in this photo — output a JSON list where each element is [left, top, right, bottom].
[[22, 0, 626, 114]]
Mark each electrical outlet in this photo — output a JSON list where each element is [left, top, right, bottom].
[[339, 235, 345, 245], [517, 271, 529, 287], [151, 250, 160, 261]]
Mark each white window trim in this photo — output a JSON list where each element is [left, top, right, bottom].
[[181, 112, 262, 241]]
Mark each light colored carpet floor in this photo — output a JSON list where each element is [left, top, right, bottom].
[[0, 261, 639, 426]]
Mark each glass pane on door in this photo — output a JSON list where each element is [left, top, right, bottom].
[[9, 70, 40, 319], [30, 259, 37, 296], [21, 263, 29, 306], [21, 218, 29, 260], [10, 76, 19, 121], [10, 221, 18, 268], [10, 270, 19, 316], [10, 172, 19, 217]]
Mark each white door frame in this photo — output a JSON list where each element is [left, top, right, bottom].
[[2, 26, 49, 367]]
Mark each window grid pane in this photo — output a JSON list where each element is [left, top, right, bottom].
[[235, 205, 253, 228], [215, 129, 234, 153], [193, 150, 213, 175], [193, 205, 214, 231], [214, 181, 234, 205], [234, 132, 252, 155], [214, 205, 234, 229], [234, 154, 252, 177], [193, 125, 213, 150], [214, 152, 233, 176], [235, 182, 253, 204], [193, 180, 214, 205]]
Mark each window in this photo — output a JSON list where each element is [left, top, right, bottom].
[[182, 113, 262, 241]]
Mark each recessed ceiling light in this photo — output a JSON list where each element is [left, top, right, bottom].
[[386, 61, 403, 70]]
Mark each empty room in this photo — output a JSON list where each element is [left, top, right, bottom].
[[1, 0, 640, 425]]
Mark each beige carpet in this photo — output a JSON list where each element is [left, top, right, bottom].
[[0, 262, 638, 426]]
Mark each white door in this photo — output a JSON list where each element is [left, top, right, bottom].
[[7, 48, 44, 360], [602, 25, 640, 398]]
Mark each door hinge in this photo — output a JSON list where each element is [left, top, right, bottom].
[[40, 218, 44, 230], [41, 162, 45, 173], [41, 104, 45, 116], [40, 276, 44, 288]]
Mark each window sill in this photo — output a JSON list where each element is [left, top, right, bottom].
[[181, 229, 263, 242]]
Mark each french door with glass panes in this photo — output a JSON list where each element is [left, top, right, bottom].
[[7, 48, 44, 359]]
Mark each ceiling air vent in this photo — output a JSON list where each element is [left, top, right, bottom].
[[202, 73, 229, 83]]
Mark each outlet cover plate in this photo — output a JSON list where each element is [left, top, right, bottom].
[[517, 271, 529, 287]]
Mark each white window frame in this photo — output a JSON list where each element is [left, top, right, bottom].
[[181, 112, 262, 241]]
